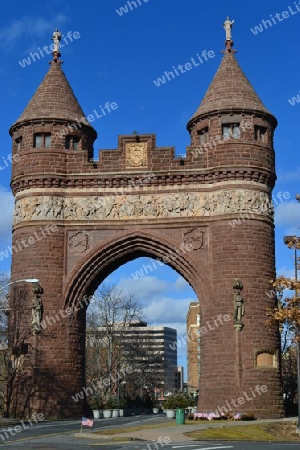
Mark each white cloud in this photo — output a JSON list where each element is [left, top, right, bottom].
[[276, 267, 296, 279], [0, 187, 14, 241], [119, 273, 194, 299], [143, 297, 194, 324], [274, 201, 300, 228], [276, 167, 300, 183], [174, 275, 190, 290], [119, 275, 171, 300], [0, 14, 68, 52]]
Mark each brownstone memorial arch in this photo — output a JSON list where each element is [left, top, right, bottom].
[[8, 31, 284, 418]]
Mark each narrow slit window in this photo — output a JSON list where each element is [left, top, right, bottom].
[[34, 133, 51, 148], [255, 126, 267, 142], [222, 123, 240, 140], [198, 128, 209, 145], [65, 136, 80, 150], [222, 125, 231, 140], [233, 124, 240, 139], [73, 136, 80, 150], [34, 134, 42, 148], [15, 137, 22, 151], [65, 136, 71, 149], [44, 134, 51, 148]]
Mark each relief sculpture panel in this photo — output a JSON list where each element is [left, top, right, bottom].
[[13, 189, 274, 224]]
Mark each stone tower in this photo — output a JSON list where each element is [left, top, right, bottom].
[[9, 44, 97, 417], [185, 27, 283, 418], [8, 23, 284, 419]]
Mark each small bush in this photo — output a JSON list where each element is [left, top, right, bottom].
[[164, 394, 190, 409]]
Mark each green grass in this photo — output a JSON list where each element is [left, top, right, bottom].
[[94, 421, 175, 435], [184, 422, 300, 442]]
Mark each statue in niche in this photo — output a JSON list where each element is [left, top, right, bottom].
[[32, 285, 43, 335], [233, 278, 244, 331]]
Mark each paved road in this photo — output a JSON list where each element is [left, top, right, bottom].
[[0, 437, 299, 450], [118, 444, 300, 450], [0, 414, 163, 448], [0, 416, 298, 449]]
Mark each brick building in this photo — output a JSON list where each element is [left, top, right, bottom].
[[8, 23, 284, 418], [186, 302, 200, 394]]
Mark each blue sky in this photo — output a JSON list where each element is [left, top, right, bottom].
[[0, 0, 300, 378]]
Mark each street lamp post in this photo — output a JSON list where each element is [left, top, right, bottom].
[[0, 279, 39, 294], [0, 278, 40, 312], [283, 236, 300, 433], [122, 380, 126, 398]]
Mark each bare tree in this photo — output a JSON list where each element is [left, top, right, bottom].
[[0, 273, 10, 414], [281, 326, 298, 415], [0, 274, 10, 348], [85, 283, 143, 399], [0, 275, 39, 417]]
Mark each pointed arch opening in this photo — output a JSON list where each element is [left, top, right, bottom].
[[63, 230, 212, 311]]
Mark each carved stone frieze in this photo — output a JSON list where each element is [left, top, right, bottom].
[[13, 189, 274, 224]]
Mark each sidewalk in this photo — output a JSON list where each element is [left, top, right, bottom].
[[76, 416, 298, 443]]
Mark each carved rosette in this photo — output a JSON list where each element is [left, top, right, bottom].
[[125, 142, 147, 168], [13, 189, 274, 224]]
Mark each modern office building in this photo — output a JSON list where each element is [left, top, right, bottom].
[[87, 321, 178, 394]]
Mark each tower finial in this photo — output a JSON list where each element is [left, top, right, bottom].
[[222, 17, 236, 53], [51, 28, 62, 62]]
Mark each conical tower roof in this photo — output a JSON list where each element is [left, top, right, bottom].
[[187, 43, 276, 130], [12, 60, 88, 127]]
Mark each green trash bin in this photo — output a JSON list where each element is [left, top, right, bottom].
[[175, 408, 185, 424]]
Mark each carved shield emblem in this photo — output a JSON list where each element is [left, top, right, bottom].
[[69, 231, 91, 254], [125, 142, 147, 167], [183, 227, 206, 250]]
